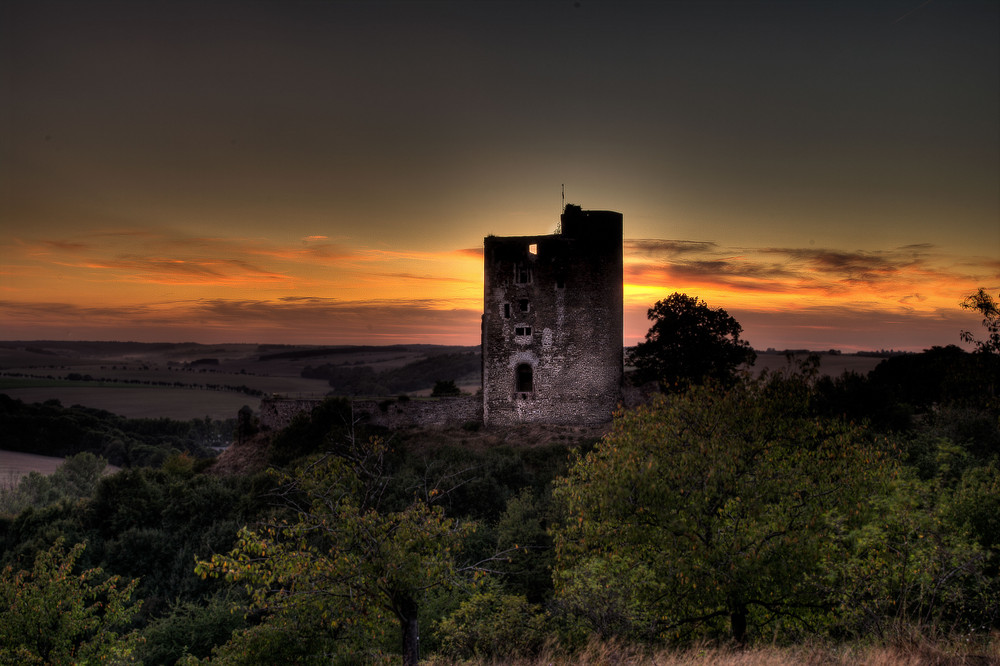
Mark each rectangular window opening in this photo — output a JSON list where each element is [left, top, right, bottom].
[[515, 264, 531, 284], [503, 303, 511, 318], [515, 326, 532, 336], [528, 243, 538, 256], [519, 299, 529, 312]]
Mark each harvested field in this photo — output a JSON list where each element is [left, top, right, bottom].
[[1, 342, 890, 421], [749, 352, 883, 378], [0, 450, 66, 488], [1, 386, 255, 420]]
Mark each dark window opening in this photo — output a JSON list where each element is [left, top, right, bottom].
[[515, 326, 532, 336], [556, 276, 566, 289], [519, 299, 529, 312], [503, 303, 510, 318], [516, 264, 531, 284], [516, 363, 533, 392]]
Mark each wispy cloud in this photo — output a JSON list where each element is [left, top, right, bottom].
[[374, 272, 477, 284], [3, 228, 993, 350], [625, 240, 994, 308], [36, 239, 94, 253], [0, 297, 482, 345], [625, 239, 719, 256], [50, 256, 290, 285]]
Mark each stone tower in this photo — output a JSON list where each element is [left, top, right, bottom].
[[481, 205, 623, 426]]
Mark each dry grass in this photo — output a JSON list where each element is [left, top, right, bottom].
[[423, 635, 1000, 666]]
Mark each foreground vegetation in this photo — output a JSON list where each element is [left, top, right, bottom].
[[422, 637, 1000, 665], [0, 290, 997, 663]]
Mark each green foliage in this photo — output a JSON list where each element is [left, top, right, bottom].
[[551, 379, 889, 644], [494, 488, 554, 603], [1, 317, 995, 662], [827, 472, 999, 638], [815, 346, 999, 428], [0, 394, 225, 466], [0, 465, 275, 620], [0, 539, 142, 665], [265, 396, 388, 466], [85, 468, 274, 608], [196, 437, 477, 665], [627, 293, 756, 391], [434, 583, 548, 660], [139, 593, 247, 665], [0, 452, 107, 516]]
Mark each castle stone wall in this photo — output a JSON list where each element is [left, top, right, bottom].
[[255, 206, 624, 434], [482, 207, 624, 426], [258, 395, 481, 432]]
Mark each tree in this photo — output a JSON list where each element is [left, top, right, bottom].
[[196, 437, 477, 665], [960, 288, 1000, 354], [827, 472, 998, 639], [550, 377, 888, 644], [433, 582, 548, 660], [627, 293, 756, 391], [0, 539, 142, 664], [431, 379, 461, 397], [0, 452, 107, 516]]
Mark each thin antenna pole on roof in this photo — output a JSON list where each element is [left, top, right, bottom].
[[561, 184, 565, 210]]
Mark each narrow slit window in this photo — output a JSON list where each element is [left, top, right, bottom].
[[516, 363, 533, 392], [503, 303, 511, 318]]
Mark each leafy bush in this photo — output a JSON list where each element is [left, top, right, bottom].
[[434, 585, 548, 660], [0, 540, 142, 664]]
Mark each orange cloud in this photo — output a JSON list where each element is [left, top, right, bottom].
[[71, 256, 293, 285], [625, 241, 992, 308], [455, 247, 485, 259], [2, 228, 991, 351], [0, 297, 482, 345]]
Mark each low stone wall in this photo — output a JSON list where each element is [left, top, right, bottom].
[[257, 395, 482, 432], [259, 398, 323, 431], [354, 396, 481, 429]]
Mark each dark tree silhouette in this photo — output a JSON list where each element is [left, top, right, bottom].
[[431, 379, 461, 397], [628, 293, 756, 391], [961, 288, 1000, 354]]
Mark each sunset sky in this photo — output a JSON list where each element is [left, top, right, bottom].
[[2, 1, 997, 351]]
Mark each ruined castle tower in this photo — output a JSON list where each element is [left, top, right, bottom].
[[482, 205, 623, 426]]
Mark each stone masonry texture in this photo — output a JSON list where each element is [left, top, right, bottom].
[[481, 206, 624, 426]]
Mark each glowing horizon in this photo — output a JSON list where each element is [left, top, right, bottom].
[[2, 2, 996, 351], [1, 225, 993, 352]]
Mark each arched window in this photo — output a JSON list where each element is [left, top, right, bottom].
[[516, 363, 533, 393]]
